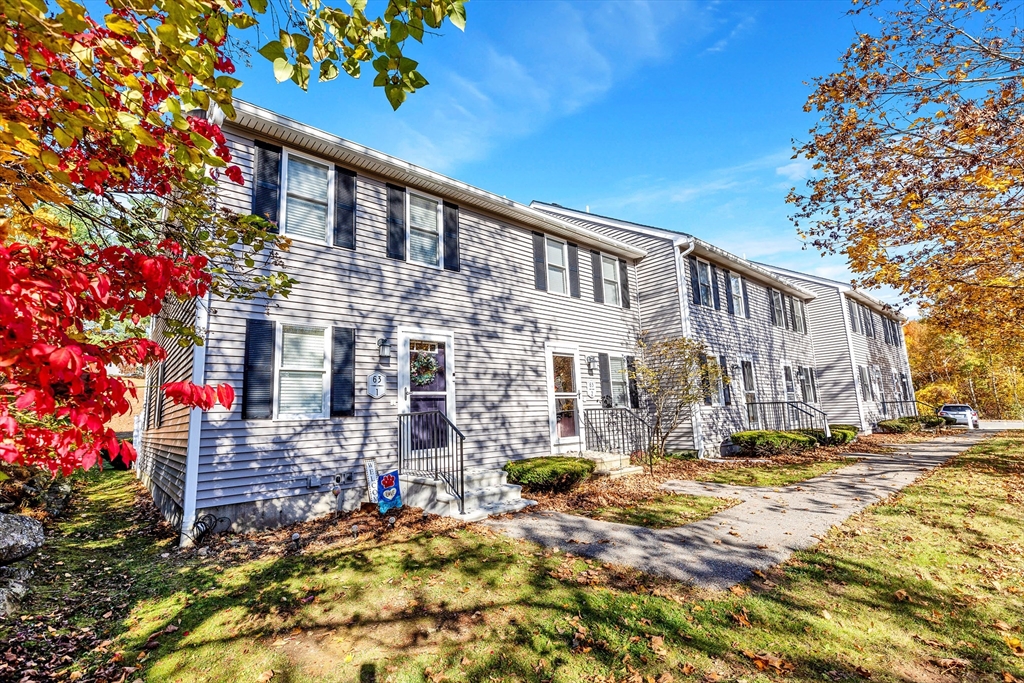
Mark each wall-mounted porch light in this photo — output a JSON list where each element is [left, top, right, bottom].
[[586, 356, 598, 374], [377, 338, 392, 360]]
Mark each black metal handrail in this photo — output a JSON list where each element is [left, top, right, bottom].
[[746, 401, 830, 437], [398, 411, 466, 514], [582, 408, 653, 458]]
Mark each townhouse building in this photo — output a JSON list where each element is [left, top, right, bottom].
[[136, 102, 648, 538], [532, 203, 822, 455], [760, 266, 915, 432]]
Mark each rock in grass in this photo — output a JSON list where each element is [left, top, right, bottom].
[[0, 513, 44, 565]]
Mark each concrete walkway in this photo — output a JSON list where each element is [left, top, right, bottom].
[[487, 432, 990, 590]]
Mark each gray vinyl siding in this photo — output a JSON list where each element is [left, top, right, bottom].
[[848, 300, 915, 426], [795, 282, 863, 427], [683, 259, 817, 450], [137, 297, 196, 528], [195, 129, 642, 512]]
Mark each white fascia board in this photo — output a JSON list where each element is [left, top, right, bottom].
[[759, 263, 906, 321], [534, 202, 815, 300], [226, 101, 646, 261]]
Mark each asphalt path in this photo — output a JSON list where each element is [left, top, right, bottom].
[[487, 431, 990, 589]]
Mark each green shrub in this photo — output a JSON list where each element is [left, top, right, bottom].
[[503, 456, 596, 492], [829, 423, 861, 434], [796, 426, 858, 446], [918, 415, 952, 429], [729, 430, 818, 457], [876, 418, 919, 434]]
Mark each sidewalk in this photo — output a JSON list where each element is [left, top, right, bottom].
[[487, 431, 990, 590]]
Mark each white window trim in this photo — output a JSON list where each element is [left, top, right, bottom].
[[543, 236, 570, 297], [397, 326, 457, 420], [278, 148, 336, 247], [609, 353, 631, 407], [406, 188, 445, 270], [545, 342, 581, 450], [696, 258, 713, 308], [273, 322, 332, 420], [600, 253, 622, 308], [771, 289, 786, 328], [704, 355, 725, 407], [729, 272, 744, 316]]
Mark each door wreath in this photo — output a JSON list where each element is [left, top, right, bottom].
[[411, 351, 441, 386]]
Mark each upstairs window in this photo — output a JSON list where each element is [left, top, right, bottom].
[[546, 237, 568, 295], [793, 299, 808, 334], [408, 192, 442, 267], [697, 260, 713, 307], [729, 273, 744, 316], [847, 298, 860, 334], [602, 255, 621, 307], [283, 155, 331, 243], [771, 289, 786, 328]]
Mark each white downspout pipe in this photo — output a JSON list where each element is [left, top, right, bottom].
[[674, 240, 703, 456]]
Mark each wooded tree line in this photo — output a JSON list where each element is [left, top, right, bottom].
[[905, 321, 1024, 419], [791, 0, 1024, 413]]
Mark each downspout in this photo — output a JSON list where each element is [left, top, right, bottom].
[[179, 293, 210, 548], [674, 240, 703, 456]]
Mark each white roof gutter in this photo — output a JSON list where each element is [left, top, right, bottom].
[[224, 101, 646, 261]]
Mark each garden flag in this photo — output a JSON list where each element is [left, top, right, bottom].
[[377, 469, 402, 514]]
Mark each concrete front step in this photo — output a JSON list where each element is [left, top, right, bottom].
[[402, 468, 533, 521], [579, 450, 641, 478]]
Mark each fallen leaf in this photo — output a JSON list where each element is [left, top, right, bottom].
[[742, 650, 794, 674], [822, 610, 833, 621], [257, 671, 275, 682], [1004, 635, 1024, 656], [680, 663, 695, 675], [933, 657, 969, 671], [729, 585, 749, 597], [994, 620, 1013, 632], [1003, 672, 1019, 683], [732, 609, 752, 627], [657, 673, 674, 683], [854, 665, 872, 679], [894, 589, 910, 602]]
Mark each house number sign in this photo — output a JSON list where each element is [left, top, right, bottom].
[[366, 372, 387, 399]]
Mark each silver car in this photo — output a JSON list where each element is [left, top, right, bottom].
[[938, 404, 979, 428]]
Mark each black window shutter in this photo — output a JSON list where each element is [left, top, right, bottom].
[[333, 167, 356, 250], [386, 184, 406, 260], [154, 362, 165, 427], [442, 201, 460, 271], [242, 319, 275, 420], [532, 232, 547, 291], [591, 250, 604, 303], [618, 258, 630, 309], [785, 296, 795, 330], [768, 289, 777, 325], [625, 355, 639, 409], [711, 265, 721, 310], [742, 278, 751, 318], [882, 318, 892, 344], [688, 255, 700, 305], [567, 243, 581, 298], [330, 327, 356, 417], [598, 353, 612, 407], [720, 354, 731, 405], [253, 141, 282, 231], [724, 270, 734, 314]]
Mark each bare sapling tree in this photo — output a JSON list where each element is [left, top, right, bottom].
[[631, 335, 725, 472]]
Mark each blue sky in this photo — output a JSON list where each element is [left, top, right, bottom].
[[232, 1, 904, 308]]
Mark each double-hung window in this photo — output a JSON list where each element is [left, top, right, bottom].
[[602, 255, 621, 307], [729, 273, 744, 315], [408, 192, 443, 267], [697, 260, 713, 307], [609, 355, 630, 407], [847, 298, 860, 334], [546, 238, 568, 295], [771, 289, 786, 328], [857, 366, 872, 401], [797, 366, 817, 403], [283, 154, 333, 243], [277, 325, 329, 418], [793, 300, 807, 334], [783, 365, 796, 401], [704, 356, 724, 406]]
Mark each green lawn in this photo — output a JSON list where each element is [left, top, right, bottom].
[[699, 457, 856, 487], [581, 493, 738, 528], [5, 434, 1024, 683]]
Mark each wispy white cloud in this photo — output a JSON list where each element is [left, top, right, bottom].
[[775, 157, 813, 182], [370, 1, 734, 172], [703, 14, 756, 54]]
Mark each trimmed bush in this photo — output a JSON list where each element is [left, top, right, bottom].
[[503, 456, 596, 492], [918, 415, 954, 428], [876, 418, 919, 433], [796, 427, 858, 446], [829, 423, 861, 434], [729, 430, 818, 457]]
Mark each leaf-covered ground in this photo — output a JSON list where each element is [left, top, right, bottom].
[[3, 433, 1023, 683]]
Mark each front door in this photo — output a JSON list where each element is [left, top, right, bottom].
[[741, 360, 759, 429], [547, 346, 581, 452], [399, 329, 456, 452]]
